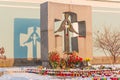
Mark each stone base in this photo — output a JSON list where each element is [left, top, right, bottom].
[[41, 60, 52, 68], [0, 58, 42, 67], [14, 58, 42, 66]]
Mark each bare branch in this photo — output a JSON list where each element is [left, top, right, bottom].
[[94, 26, 120, 64]]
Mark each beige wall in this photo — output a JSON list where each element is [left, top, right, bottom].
[[2, 0, 120, 8], [91, 57, 120, 65]]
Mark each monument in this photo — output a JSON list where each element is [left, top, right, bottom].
[[40, 2, 92, 67], [55, 12, 79, 53]]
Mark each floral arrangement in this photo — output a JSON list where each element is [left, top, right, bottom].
[[49, 51, 60, 68], [60, 58, 66, 69], [84, 58, 91, 66], [85, 58, 91, 62], [49, 51, 83, 69], [67, 51, 83, 68]]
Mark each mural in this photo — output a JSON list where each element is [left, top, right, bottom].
[[14, 18, 40, 59]]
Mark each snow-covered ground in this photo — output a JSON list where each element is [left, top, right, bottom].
[[93, 64, 120, 70], [0, 73, 111, 80], [0, 73, 52, 80], [0, 65, 119, 80], [0, 67, 79, 80], [0, 72, 118, 80], [0, 72, 95, 80], [93, 64, 120, 68]]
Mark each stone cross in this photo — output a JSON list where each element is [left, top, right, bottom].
[[55, 12, 78, 53]]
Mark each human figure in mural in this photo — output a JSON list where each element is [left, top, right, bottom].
[[23, 27, 40, 58], [55, 12, 78, 53]]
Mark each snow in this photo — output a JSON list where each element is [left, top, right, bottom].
[[0, 73, 93, 80], [0, 67, 52, 80], [0, 73, 53, 80], [0, 65, 120, 80]]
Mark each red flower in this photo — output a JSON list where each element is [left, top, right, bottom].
[[79, 57, 83, 62], [68, 53, 83, 65], [49, 51, 60, 63], [66, 34, 68, 36]]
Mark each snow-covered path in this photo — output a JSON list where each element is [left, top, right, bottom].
[[0, 73, 91, 80], [0, 73, 53, 80], [0, 73, 113, 80]]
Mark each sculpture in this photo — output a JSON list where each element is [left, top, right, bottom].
[[55, 12, 78, 53]]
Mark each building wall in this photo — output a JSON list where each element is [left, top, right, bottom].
[[0, 1, 40, 59], [91, 57, 120, 65]]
